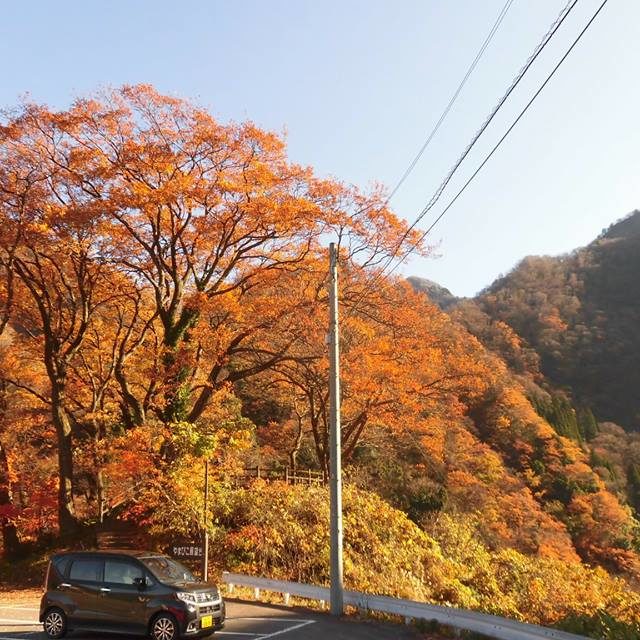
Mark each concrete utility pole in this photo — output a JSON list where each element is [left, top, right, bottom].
[[202, 459, 209, 581], [328, 242, 344, 615]]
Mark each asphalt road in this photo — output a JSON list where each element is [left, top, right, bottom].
[[0, 595, 422, 640]]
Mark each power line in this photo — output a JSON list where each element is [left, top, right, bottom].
[[383, 0, 610, 284], [404, 0, 577, 237], [345, 0, 578, 316], [386, 0, 515, 203], [346, 0, 515, 227]]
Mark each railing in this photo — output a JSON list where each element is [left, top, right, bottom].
[[236, 466, 326, 486], [221, 573, 589, 640], [99, 478, 151, 522]]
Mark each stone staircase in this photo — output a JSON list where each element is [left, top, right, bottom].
[[96, 516, 148, 550]]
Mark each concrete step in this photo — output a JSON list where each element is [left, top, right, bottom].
[[96, 519, 145, 549]]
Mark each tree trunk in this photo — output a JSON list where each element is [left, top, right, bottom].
[[51, 386, 77, 536], [91, 420, 105, 523], [288, 413, 304, 472], [115, 365, 145, 427], [0, 442, 20, 557], [161, 308, 199, 423]]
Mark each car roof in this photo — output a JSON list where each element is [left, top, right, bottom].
[[52, 550, 166, 559]]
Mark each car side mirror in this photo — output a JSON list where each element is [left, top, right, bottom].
[[133, 577, 147, 591]]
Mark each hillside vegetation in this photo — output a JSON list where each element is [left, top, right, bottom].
[[473, 211, 640, 430], [0, 88, 638, 636], [188, 482, 640, 633], [446, 211, 640, 532]]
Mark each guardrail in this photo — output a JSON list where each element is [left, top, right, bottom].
[[222, 572, 589, 640]]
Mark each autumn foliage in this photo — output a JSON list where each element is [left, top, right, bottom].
[[0, 86, 638, 631]]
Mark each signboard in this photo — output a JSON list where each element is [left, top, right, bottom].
[[171, 543, 203, 559]]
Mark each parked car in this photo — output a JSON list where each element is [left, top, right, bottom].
[[39, 550, 225, 640]]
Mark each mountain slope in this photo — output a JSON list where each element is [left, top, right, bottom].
[[469, 210, 640, 431], [407, 276, 460, 310]]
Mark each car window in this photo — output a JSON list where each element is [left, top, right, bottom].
[[104, 559, 143, 586], [52, 555, 71, 577], [69, 557, 102, 582], [139, 556, 196, 583]]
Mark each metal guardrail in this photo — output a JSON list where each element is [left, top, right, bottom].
[[222, 572, 590, 640]]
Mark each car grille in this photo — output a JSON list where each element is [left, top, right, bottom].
[[194, 592, 218, 603], [197, 604, 221, 615]]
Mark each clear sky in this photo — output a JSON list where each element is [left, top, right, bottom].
[[1, 0, 638, 296]]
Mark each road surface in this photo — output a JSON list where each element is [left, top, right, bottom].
[[0, 592, 423, 640]]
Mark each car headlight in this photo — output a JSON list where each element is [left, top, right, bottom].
[[175, 592, 197, 605]]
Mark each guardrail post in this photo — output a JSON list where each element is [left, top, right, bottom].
[[254, 587, 260, 600], [227, 583, 234, 595], [283, 592, 290, 606], [319, 599, 326, 610]]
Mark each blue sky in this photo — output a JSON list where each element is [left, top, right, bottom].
[[1, 0, 638, 296]]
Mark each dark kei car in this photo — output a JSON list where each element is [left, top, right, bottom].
[[39, 550, 225, 640]]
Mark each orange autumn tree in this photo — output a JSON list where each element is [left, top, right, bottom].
[[35, 85, 424, 428], [468, 382, 640, 575], [256, 270, 490, 472], [0, 86, 426, 535], [0, 108, 118, 533]]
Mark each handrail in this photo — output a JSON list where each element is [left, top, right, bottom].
[[102, 478, 150, 515], [221, 572, 589, 640]]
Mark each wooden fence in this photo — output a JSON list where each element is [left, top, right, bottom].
[[236, 466, 326, 486]]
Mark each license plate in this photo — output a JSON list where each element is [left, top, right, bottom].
[[201, 616, 212, 629]]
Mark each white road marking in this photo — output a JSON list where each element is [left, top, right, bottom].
[[228, 617, 315, 623], [259, 620, 315, 638], [0, 612, 316, 639], [221, 617, 316, 638]]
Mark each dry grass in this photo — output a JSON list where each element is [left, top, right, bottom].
[[0, 588, 41, 602]]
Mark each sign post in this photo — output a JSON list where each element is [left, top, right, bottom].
[[202, 459, 209, 581]]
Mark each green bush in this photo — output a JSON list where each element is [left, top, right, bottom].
[[556, 612, 640, 640]]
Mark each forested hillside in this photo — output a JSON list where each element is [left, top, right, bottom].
[[0, 88, 639, 636], [442, 211, 640, 548], [469, 211, 640, 431]]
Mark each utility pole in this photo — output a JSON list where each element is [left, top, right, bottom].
[[202, 459, 209, 582], [328, 242, 344, 615]]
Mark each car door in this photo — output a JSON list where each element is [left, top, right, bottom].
[[99, 558, 149, 633], [65, 556, 105, 627]]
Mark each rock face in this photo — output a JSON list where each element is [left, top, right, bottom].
[[407, 276, 459, 310]]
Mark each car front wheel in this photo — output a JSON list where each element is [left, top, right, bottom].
[[43, 608, 67, 639], [151, 613, 178, 640]]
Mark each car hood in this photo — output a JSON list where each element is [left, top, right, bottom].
[[166, 580, 220, 594]]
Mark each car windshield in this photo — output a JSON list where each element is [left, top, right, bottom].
[[140, 556, 197, 583]]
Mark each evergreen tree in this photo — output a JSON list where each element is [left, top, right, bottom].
[[628, 463, 640, 514], [577, 407, 599, 441]]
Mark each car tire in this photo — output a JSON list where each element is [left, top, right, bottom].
[[150, 613, 179, 640], [43, 608, 67, 639]]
